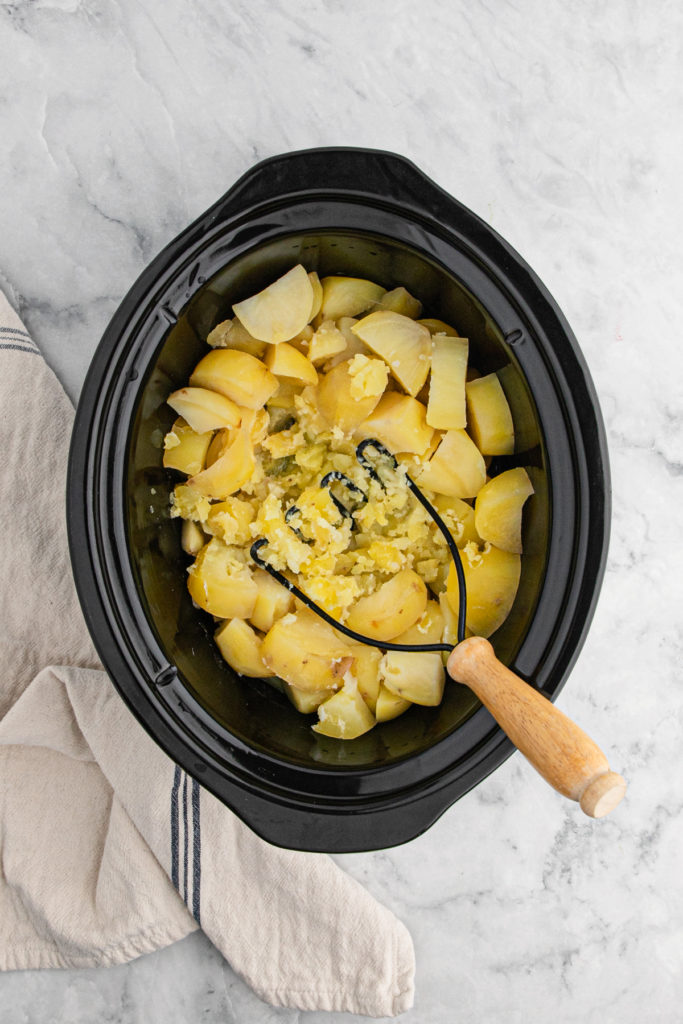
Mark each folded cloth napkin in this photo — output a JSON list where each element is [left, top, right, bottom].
[[0, 292, 415, 1017]]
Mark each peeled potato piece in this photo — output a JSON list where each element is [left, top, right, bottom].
[[249, 567, 295, 633], [375, 685, 411, 722], [190, 350, 278, 409], [163, 417, 213, 476], [206, 318, 267, 357], [316, 357, 387, 433], [419, 318, 460, 336], [356, 391, 434, 456], [188, 540, 258, 619], [426, 336, 469, 430], [284, 683, 330, 714], [379, 286, 422, 319], [261, 609, 355, 692], [215, 618, 271, 677], [188, 426, 254, 499], [379, 601, 446, 706], [474, 468, 534, 554], [381, 650, 445, 707], [322, 316, 371, 369], [465, 373, 515, 455], [181, 519, 205, 555], [320, 276, 386, 320], [416, 429, 486, 498], [284, 325, 314, 355], [432, 494, 481, 548], [446, 542, 521, 639], [308, 272, 323, 321], [439, 591, 459, 649], [264, 342, 318, 386], [351, 311, 431, 397], [167, 386, 241, 434], [205, 428, 231, 469], [346, 569, 428, 642], [313, 684, 376, 739], [347, 645, 382, 714], [232, 264, 314, 344], [308, 321, 347, 365]]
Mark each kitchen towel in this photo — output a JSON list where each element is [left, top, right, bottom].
[[0, 291, 415, 1017]]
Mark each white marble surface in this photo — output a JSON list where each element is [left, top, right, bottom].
[[1, 0, 682, 1021]]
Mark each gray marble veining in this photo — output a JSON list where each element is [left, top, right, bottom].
[[1, 0, 682, 1021]]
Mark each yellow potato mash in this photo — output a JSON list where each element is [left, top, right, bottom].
[[163, 266, 533, 739]]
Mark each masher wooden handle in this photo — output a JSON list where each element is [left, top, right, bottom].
[[447, 637, 626, 817]]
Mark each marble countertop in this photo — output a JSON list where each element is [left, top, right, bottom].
[[1, 1, 682, 1021]]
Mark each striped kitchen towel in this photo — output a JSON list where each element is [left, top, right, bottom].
[[0, 291, 415, 1017]]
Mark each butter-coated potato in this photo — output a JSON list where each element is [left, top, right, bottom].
[[232, 265, 314, 344], [187, 539, 258, 620], [190, 350, 278, 409], [214, 618, 271, 677], [313, 684, 376, 739], [346, 570, 428, 642]]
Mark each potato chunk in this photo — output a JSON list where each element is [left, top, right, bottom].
[[181, 519, 205, 555], [190, 350, 278, 409], [346, 570, 428, 642], [474, 468, 534, 554], [232, 265, 314, 344], [322, 316, 371, 369], [307, 321, 347, 365], [188, 426, 254, 499], [261, 610, 355, 692], [379, 286, 422, 319], [426, 336, 469, 430], [316, 357, 387, 433], [313, 684, 376, 739], [375, 684, 411, 722], [284, 683, 330, 714], [320, 276, 386, 320], [416, 429, 486, 498], [381, 651, 445, 707], [465, 373, 515, 455], [214, 618, 270, 677], [379, 601, 446, 706], [249, 568, 295, 633], [308, 271, 323, 321], [432, 494, 481, 548], [264, 342, 318, 385], [356, 392, 434, 456], [163, 417, 213, 476], [206, 318, 267, 357], [347, 645, 382, 714], [446, 542, 521, 638], [167, 386, 241, 434], [351, 311, 431, 397], [187, 540, 258, 619], [419, 318, 461, 336]]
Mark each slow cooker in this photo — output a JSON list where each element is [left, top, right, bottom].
[[67, 148, 610, 852]]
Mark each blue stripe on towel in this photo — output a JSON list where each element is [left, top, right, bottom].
[[0, 325, 33, 339], [171, 765, 181, 891], [191, 778, 201, 924], [0, 342, 40, 356]]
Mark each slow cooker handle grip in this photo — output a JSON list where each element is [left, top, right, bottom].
[[447, 637, 627, 818], [213, 147, 449, 221]]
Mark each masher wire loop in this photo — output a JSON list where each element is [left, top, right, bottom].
[[250, 438, 468, 651]]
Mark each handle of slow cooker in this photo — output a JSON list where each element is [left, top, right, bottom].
[[212, 146, 452, 223], [447, 637, 627, 817]]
